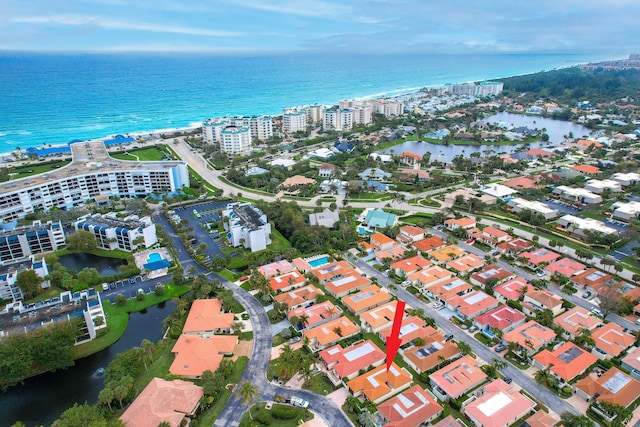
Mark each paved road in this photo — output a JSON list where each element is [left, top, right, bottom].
[[347, 253, 580, 418], [153, 209, 352, 427]]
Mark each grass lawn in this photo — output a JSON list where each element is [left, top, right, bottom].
[[239, 403, 313, 427], [1, 160, 72, 182], [271, 228, 292, 250], [109, 146, 167, 161], [53, 247, 132, 260], [217, 268, 240, 282], [133, 338, 176, 391], [197, 357, 249, 425], [306, 372, 338, 396]]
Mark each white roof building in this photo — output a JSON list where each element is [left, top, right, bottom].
[[308, 147, 336, 160], [556, 215, 617, 239], [309, 209, 340, 228], [610, 172, 640, 187], [611, 201, 640, 222], [479, 184, 518, 199], [506, 198, 558, 220], [584, 179, 623, 194], [552, 186, 602, 205]]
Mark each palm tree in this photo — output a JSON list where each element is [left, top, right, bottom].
[[492, 358, 507, 371], [534, 367, 557, 399], [333, 326, 343, 337], [457, 341, 473, 356], [98, 387, 114, 412], [559, 412, 595, 427], [141, 339, 155, 365], [298, 314, 310, 330], [238, 381, 259, 420], [279, 344, 296, 379], [325, 305, 337, 318], [575, 327, 595, 349]]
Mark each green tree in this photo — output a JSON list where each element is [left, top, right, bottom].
[[457, 341, 473, 356], [598, 401, 632, 427], [15, 269, 43, 300], [534, 368, 557, 399], [559, 412, 595, 427], [52, 402, 122, 427], [66, 230, 98, 251], [238, 381, 259, 420], [99, 387, 115, 412]]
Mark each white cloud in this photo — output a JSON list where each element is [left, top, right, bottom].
[[222, 0, 350, 18]]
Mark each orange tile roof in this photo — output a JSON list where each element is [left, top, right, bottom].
[[474, 306, 525, 331], [482, 226, 510, 239], [120, 378, 203, 427], [576, 367, 640, 408], [404, 340, 461, 373], [371, 232, 395, 247], [342, 285, 391, 314], [447, 253, 485, 273], [470, 264, 514, 285], [258, 260, 296, 278], [182, 299, 234, 334], [269, 270, 307, 292], [170, 335, 238, 377], [504, 320, 557, 352], [445, 217, 476, 228], [502, 176, 540, 190], [520, 248, 560, 266], [571, 164, 600, 174], [324, 275, 371, 297], [377, 385, 443, 427], [432, 415, 466, 427], [497, 238, 533, 254], [428, 277, 472, 300], [524, 148, 556, 157], [577, 139, 604, 148], [533, 342, 598, 382], [571, 268, 614, 289], [287, 301, 342, 329], [380, 317, 440, 345], [429, 245, 465, 263], [399, 225, 426, 236], [413, 236, 446, 252], [553, 307, 601, 337], [621, 346, 640, 372], [430, 355, 487, 399], [360, 301, 398, 331], [310, 260, 356, 283], [347, 362, 413, 403], [592, 323, 635, 357], [304, 316, 360, 349], [523, 289, 563, 310], [375, 246, 406, 261], [464, 379, 536, 427], [445, 290, 499, 318], [544, 258, 586, 277], [391, 255, 431, 274], [525, 411, 559, 427], [319, 340, 386, 379], [400, 151, 423, 160], [408, 266, 452, 289], [494, 277, 528, 301], [274, 284, 323, 308]]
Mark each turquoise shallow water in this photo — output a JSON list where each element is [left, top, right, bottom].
[[0, 52, 610, 154]]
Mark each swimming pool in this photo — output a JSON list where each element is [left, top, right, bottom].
[[308, 256, 329, 268], [357, 226, 372, 236], [147, 252, 163, 263]]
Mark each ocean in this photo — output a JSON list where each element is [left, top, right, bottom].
[[0, 52, 612, 155]]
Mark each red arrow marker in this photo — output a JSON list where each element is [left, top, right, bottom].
[[385, 300, 406, 371]]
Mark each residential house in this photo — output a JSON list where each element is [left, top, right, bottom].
[[429, 245, 465, 264], [347, 363, 413, 404], [399, 169, 430, 182], [309, 209, 341, 228], [494, 278, 528, 304], [376, 385, 443, 427], [533, 342, 598, 383], [444, 188, 497, 207], [430, 355, 487, 401], [375, 247, 407, 264], [621, 346, 640, 380], [182, 299, 234, 335], [463, 379, 536, 427], [427, 277, 473, 302], [304, 316, 360, 351], [553, 307, 601, 341], [556, 215, 616, 241], [170, 334, 238, 378], [571, 268, 615, 294], [396, 225, 426, 244], [469, 264, 515, 288], [269, 270, 306, 293], [591, 323, 635, 360], [522, 289, 564, 317], [447, 253, 485, 275], [379, 316, 439, 346], [274, 284, 324, 309], [471, 226, 511, 247], [525, 411, 559, 427], [310, 260, 359, 284], [360, 301, 399, 333], [403, 338, 461, 374], [342, 285, 391, 314], [120, 378, 203, 427], [503, 320, 557, 353], [584, 179, 623, 195], [474, 305, 526, 335], [496, 238, 533, 256], [576, 368, 640, 409], [506, 198, 559, 220], [479, 184, 518, 200], [320, 340, 385, 384], [445, 290, 499, 320], [371, 232, 396, 251], [399, 152, 423, 168], [287, 301, 341, 330], [610, 172, 640, 187], [519, 248, 561, 269], [444, 217, 477, 231], [318, 163, 338, 178], [390, 255, 431, 277], [552, 186, 602, 205], [432, 416, 467, 427], [413, 236, 446, 253], [407, 266, 452, 291], [611, 201, 640, 222], [364, 209, 397, 229], [258, 260, 296, 279], [545, 258, 586, 278], [359, 168, 391, 181], [571, 164, 600, 175]]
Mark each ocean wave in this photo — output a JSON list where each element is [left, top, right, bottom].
[[353, 86, 425, 101]]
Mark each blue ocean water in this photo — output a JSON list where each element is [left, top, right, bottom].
[[0, 52, 611, 154]]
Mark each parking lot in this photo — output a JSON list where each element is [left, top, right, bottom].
[[541, 198, 582, 214], [99, 273, 171, 301]]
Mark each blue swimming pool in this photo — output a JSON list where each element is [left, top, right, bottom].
[[147, 252, 163, 263], [308, 256, 329, 268], [357, 226, 372, 236]]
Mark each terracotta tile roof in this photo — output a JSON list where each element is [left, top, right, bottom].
[[399, 225, 425, 236], [324, 275, 371, 297], [274, 284, 323, 308], [287, 301, 342, 329], [347, 362, 413, 403], [429, 245, 465, 262], [182, 299, 234, 334], [269, 270, 306, 292], [304, 316, 360, 349], [375, 246, 407, 262], [400, 151, 423, 160], [170, 335, 238, 378], [430, 355, 487, 399], [319, 340, 386, 379], [571, 268, 614, 289], [523, 289, 563, 310], [390, 255, 431, 274], [310, 260, 356, 282], [371, 232, 395, 247], [432, 415, 466, 427], [447, 253, 485, 273], [399, 169, 430, 180], [577, 139, 604, 148], [280, 175, 316, 187], [482, 226, 510, 239], [120, 378, 203, 427], [504, 320, 557, 352], [404, 340, 461, 373], [464, 379, 536, 427], [533, 342, 598, 382], [342, 285, 391, 314], [502, 176, 540, 190], [474, 305, 525, 331], [377, 385, 443, 427], [497, 238, 533, 254], [525, 410, 559, 427], [470, 263, 513, 285], [258, 260, 296, 278], [621, 346, 640, 372], [571, 164, 600, 174], [413, 236, 446, 252], [446, 290, 499, 318], [592, 323, 635, 357], [360, 301, 398, 331], [553, 307, 601, 337], [494, 277, 528, 301], [379, 317, 439, 345], [445, 217, 476, 228], [426, 277, 472, 300], [524, 148, 556, 157], [544, 258, 586, 277], [407, 266, 452, 288], [576, 367, 640, 408], [520, 248, 560, 266]]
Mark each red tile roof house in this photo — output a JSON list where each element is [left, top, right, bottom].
[[471, 226, 511, 247], [522, 289, 564, 317], [444, 217, 477, 231], [503, 320, 557, 354], [390, 255, 431, 277], [429, 355, 487, 401], [319, 339, 386, 384], [324, 275, 371, 298], [258, 259, 296, 279], [274, 284, 324, 309], [360, 301, 399, 333], [318, 163, 338, 178], [304, 316, 360, 351], [525, 411, 559, 427], [591, 323, 636, 360], [182, 299, 234, 335], [469, 264, 515, 288], [570, 268, 615, 295], [310, 260, 359, 284], [502, 176, 541, 190], [473, 305, 526, 335], [533, 342, 598, 384], [431, 415, 467, 427], [620, 345, 640, 381], [120, 378, 203, 427], [494, 277, 528, 304], [446, 253, 485, 275], [407, 265, 452, 290], [380, 317, 440, 348], [396, 225, 426, 244], [571, 164, 600, 175], [544, 257, 586, 278], [445, 290, 499, 321], [376, 385, 443, 427], [170, 334, 238, 378], [518, 248, 561, 269], [412, 235, 446, 252], [427, 277, 473, 302], [287, 301, 342, 331], [463, 379, 536, 427], [553, 306, 601, 341], [399, 169, 430, 182], [269, 270, 307, 293], [403, 338, 461, 374], [370, 232, 397, 251], [342, 285, 392, 314], [347, 362, 413, 404], [374, 246, 407, 263], [575, 367, 640, 410], [496, 238, 533, 256], [399, 151, 423, 168]]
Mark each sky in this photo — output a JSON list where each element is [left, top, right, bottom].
[[1, 0, 639, 55]]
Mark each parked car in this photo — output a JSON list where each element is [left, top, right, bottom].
[[466, 238, 475, 244], [582, 291, 592, 299], [591, 308, 604, 317], [290, 397, 309, 409], [433, 301, 445, 310], [536, 269, 546, 277], [469, 326, 479, 333], [239, 276, 250, 282], [444, 333, 454, 341], [129, 277, 137, 284], [503, 376, 512, 384], [494, 343, 507, 352], [101, 283, 109, 291]]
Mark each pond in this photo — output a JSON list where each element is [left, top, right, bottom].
[[58, 252, 127, 275], [2, 301, 176, 427], [482, 112, 593, 144]]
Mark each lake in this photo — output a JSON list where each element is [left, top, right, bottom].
[[58, 252, 127, 275], [482, 112, 592, 143]]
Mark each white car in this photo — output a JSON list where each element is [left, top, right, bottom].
[[290, 397, 309, 408], [432, 301, 445, 310]]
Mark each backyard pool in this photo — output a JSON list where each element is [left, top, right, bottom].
[[357, 226, 373, 236], [308, 256, 329, 268]]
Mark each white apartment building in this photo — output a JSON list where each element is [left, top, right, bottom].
[[219, 125, 252, 155], [611, 201, 640, 222], [202, 115, 273, 144], [584, 179, 623, 194], [439, 81, 504, 97], [282, 111, 308, 133], [610, 172, 640, 187], [222, 202, 272, 252], [371, 99, 405, 116], [0, 141, 189, 223], [0, 256, 50, 302], [323, 109, 354, 131], [75, 212, 158, 252], [556, 215, 617, 240], [552, 186, 602, 205], [0, 221, 66, 263], [507, 198, 559, 220]]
